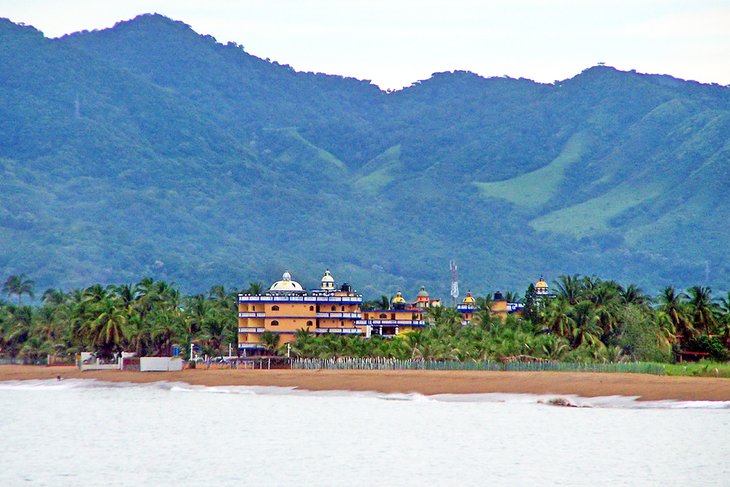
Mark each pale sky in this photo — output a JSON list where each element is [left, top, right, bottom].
[[2, 0, 729, 89]]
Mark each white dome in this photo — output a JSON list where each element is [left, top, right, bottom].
[[320, 269, 335, 290], [269, 271, 304, 292]]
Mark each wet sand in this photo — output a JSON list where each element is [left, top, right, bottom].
[[2, 365, 729, 401]]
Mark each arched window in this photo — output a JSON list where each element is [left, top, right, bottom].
[[271, 305, 280, 311], [306, 321, 313, 327], [309, 306, 314, 311], [271, 320, 279, 326], [379, 313, 387, 319], [341, 306, 345, 311], [331, 305, 336, 311]]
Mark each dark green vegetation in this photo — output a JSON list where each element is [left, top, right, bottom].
[[1, 14, 729, 296], [292, 275, 730, 365], [2, 273, 727, 372], [0, 274, 242, 362]]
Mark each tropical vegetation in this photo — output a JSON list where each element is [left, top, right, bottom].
[[1, 273, 727, 369]]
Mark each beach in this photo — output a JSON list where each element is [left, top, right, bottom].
[[1, 365, 728, 401]]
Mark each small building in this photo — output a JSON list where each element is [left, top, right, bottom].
[[356, 291, 427, 337], [456, 291, 477, 325], [412, 286, 442, 309], [456, 290, 524, 324], [238, 270, 363, 355], [490, 291, 524, 320]]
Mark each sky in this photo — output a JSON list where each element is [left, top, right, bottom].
[[2, 0, 729, 89]]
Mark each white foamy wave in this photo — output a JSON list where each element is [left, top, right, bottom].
[[2, 379, 728, 409]]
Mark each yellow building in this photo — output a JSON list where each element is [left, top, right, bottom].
[[238, 270, 363, 355], [456, 291, 477, 325], [457, 290, 524, 324], [535, 276, 550, 296], [357, 291, 427, 336]]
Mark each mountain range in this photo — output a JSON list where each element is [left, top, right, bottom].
[[1, 14, 728, 298]]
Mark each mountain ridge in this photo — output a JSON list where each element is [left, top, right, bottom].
[[0, 14, 728, 297]]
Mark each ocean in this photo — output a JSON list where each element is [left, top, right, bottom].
[[0, 380, 728, 486]]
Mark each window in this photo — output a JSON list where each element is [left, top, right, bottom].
[[341, 306, 345, 312], [306, 321, 313, 327], [271, 320, 279, 326], [379, 313, 387, 319], [309, 306, 314, 311], [331, 305, 336, 311], [271, 305, 279, 311], [252, 305, 255, 311], [340, 320, 344, 327]]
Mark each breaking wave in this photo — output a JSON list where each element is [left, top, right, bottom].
[[2, 378, 729, 409]]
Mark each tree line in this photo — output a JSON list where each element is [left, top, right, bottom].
[[293, 275, 730, 363], [0, 274, 263, 363], [1, 273, 728, 364]]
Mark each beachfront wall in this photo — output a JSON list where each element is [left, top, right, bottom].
[[140, 357, 183, 372], [290, 358, 667, 375], [78, 352, 123, 371]]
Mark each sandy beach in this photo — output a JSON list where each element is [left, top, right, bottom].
[[1, 365, 729, 401]]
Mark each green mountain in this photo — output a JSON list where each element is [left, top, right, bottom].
[[1, 14, 728, 297]]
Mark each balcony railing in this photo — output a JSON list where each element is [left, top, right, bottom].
[[355, 320, 426, 326], [238, 312, 266, 318], [315, 312, 362, 319], [456, 305, 476, 312], [238, 327, 266, 333], [314, 328, 362, 335]]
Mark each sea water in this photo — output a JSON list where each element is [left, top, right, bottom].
[[0, 380, 728, 486]]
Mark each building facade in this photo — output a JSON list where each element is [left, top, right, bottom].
[[356, 291, 427, 336], [237, 271, 363, 354]]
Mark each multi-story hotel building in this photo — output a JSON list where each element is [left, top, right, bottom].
[[238, 270, 363, 354]]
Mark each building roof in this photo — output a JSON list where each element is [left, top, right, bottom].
[[321, 269, 335, 284], [417, 286, 430, 298], [269, 271, 304, 292]]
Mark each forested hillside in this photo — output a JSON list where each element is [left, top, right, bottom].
[[1, 14, 728, 297]]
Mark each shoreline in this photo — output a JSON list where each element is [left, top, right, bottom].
[[2, 365, 730, 401]]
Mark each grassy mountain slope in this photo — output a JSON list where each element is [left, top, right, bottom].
[[1, 15, 728, 297]]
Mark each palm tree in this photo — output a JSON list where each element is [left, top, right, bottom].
[[246, 282, 264, 295], [554, 274, 583, 305], [260, 330, 280, 355], [504, 291, 521, 304], [687, 286, 718, 335], [3, 274, 35, 305], [543, 299, 575, 338], [571, 301, 601, 347], [618, 284, 650, 307], [42, 288, 66, 306], [88, 298, 128, 358], [717, 292, 730, 343], [656, 286, 693, 344]]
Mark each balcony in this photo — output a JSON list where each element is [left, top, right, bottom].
[[456, 305, 476, 313], [315, 312, 362, 319], [314, 328, 362, 335], [354, 320, 426, 326], [238, 327, 266, 334], [238, 312, 266, 318]]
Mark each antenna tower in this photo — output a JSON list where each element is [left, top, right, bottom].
[[449, 260, 459, 307]]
